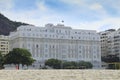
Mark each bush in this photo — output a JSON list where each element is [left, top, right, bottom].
[[45, 59, 61, 69], [45, 58, 93, 69], [62, 61, 78, 69], [78, 61, 93, 69]]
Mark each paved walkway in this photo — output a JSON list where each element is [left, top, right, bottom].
[[0, 70, 120, 80]]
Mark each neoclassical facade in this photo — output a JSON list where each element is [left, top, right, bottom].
[[9, 24, 101, 68]]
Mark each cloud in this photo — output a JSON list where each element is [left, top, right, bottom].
[[36, 0, 47, 11], [60, 0, 108, 19], [90, 3, 103, 11], [1, 0, 55, 25], [0, 0, 76, 27], [61, 0, 84, 5], [108, 0, 120, 14], [1, 0, 120, 32], [89, 3, 108, 18], [98, 18, 120, 30], [1, 6, 63, 27], [0, 0, 14, 11], [76, 17, 120, 31]]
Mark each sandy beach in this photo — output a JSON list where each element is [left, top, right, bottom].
[[0, 70, 120, 80]]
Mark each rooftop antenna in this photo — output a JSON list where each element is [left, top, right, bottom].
[[61, 20, 64, 23]]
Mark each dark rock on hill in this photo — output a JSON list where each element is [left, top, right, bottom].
[[0, 13, 29, 35]]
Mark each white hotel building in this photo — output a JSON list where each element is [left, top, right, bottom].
[[9, 24, 101, 68]]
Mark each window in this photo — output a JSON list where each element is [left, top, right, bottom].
[[59, 30, 61, 33], [45, 44, 47, 48], [75, 32, 77, 34], [94, 56, 96, 58], [45, 34, 47, 37], [33, 34, 35, 36], [71, 36, 73, 39], [79, 55, 81, 58], [50, 29, 54, 32], [28, 43, 30, 47], [45, 29, 47, 32], [1, 42, 6, 44], [40, 34, 42, 37], [27, 29, 31, 31], [65, 31, 67, 34], [45, 49, 48, 52], [28, 33, 30, 36], [22, 44, 24, 47], [56, 35, 58, 38], [56, 30, 58, 33], [23, 33, 25, 36], [45, 54, 48, 57], [36, 34, 39, 36], [1, 45, 4, 47], [61, 36, 63, 38], [36, 44, 38, 48], [49, 45, 51, 48]]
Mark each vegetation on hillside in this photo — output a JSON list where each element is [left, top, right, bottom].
[[0, 13, 28, 35]]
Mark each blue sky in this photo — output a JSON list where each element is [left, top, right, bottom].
[[0, 0, 120, 31]]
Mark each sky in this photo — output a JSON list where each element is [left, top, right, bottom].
[[0, 0, 120, 31]]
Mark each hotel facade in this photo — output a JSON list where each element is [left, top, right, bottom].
[[9, 24, 101, 68]]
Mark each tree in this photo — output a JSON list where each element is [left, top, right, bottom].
[[4, 48, 35, 69], [0, 51, 5, 69], [102, 54, 120, 69], [62, 61, 78, 69], [78, 61, 93, 69], [102, 54, 119, 63], [45, 59, 62, 69], [62, 61, 93, 69], [45, 59, 93, 69]]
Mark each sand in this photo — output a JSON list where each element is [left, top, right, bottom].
[[0, 70, 120, 80]]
